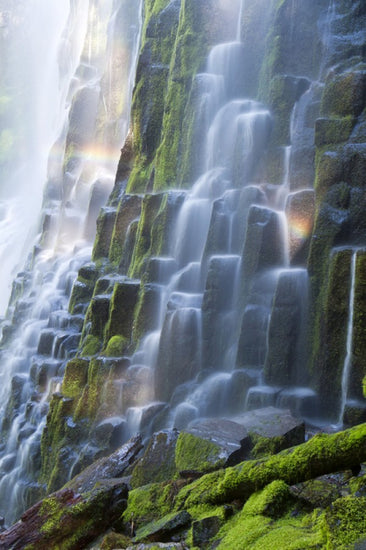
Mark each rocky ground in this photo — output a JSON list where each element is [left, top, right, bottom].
[[1, 407, 366, 549]]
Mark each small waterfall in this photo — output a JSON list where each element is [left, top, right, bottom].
[[338, 250, 357, 425], [0, 0, 143, 524]]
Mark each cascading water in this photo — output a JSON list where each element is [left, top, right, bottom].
[[117, 0, 307, 435], [0, 0, 142, 524], [118, 0, 328, 435], [0, 1, 74, 315]]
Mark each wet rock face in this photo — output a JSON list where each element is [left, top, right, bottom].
[[285, 189, 315, 265]]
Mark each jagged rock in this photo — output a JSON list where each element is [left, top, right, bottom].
[[231, 406, 304, 439], [192, 515, 222, 546], [131, 429, 179, 488], [134, 511, 191, 543], [65, 434, 142, 493], [0, 480, 129, 550], [37, 329, 56, 355], [84, 178, 114, 241], [177, 418, 250, 473], [94, 417, 127, 450]]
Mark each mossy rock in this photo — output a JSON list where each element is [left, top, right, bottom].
[[350, 250, 366, 402], [131, 429, 179, 489], [81, 334, 103, 357], [122, 480, 189, 530], [310, 248, 352, 417], [99, 531, 132, 550], [92, 207, 118, 260], [214, 509, 325, 549], [103, 279, 140, 346], [175, 432, 226, 474], [267, 74, 310, 145], [62, 358, 90, 399], [104, 335, 129, 357], [128, 193, 165, 278], [321, 71, 366, 118], [291, 478, 342, 509], [323, 496, 366, 550], [134, 510, 191, 543], [108, 193, 143, 266], [242, 480, 294, 519], [315, 116, 356, 147], [68, 262, 99, 315], [0, 481, 129, 550]]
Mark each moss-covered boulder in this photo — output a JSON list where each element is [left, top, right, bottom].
[[131, 430, 179, 489], [0, 481, 129, 550]]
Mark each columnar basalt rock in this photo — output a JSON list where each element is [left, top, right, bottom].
[[0, 0, 365, 532]]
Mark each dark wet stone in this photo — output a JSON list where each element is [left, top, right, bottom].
[[134, 511, 191, 544], [192, 515, 222, 547], [131, 429, 179, 488]]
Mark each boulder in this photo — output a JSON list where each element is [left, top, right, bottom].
[[65, 434, 142, 494], [134, 511, 191, 544], [177, 418, 250, 472], [0, 480, 129, 550], [131, 429, 179, 488]]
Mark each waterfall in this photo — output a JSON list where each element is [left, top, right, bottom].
[[0, 0, 364, 529], [338, 250, 357, 425], [0, 0, 142, 524], [0, 1, 75, 315]]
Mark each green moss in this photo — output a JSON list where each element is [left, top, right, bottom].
[[123, 480, 187, 528], [217, 511, 325, 550], [74, 358, 111, 421], [103, 280, 140, 348], [39, 495, 64, 535], [153, 0, 209, 190], [175, 423, 366, 510], [108, 194, 142, 266], [310, 248, 352, 417], [322, 496, 366, 549], [100, 532, 132, 549], [92, 208, 117, 260], [104, 335, 128, 357], [128, 193, 165, 278], [175, 432, 226, 474], [350, 250, 366, 401], [242, 481, 293, 518], [321, 71, 366, 118], [81, 334, 102, 356], [40, 395, 75, 491], [62, 358, 89, 399], [250, 434, 291, 459], [315, 116, 356, 147], [131, 430, 178, 489]]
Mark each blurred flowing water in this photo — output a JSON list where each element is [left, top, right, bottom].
[[0, 0, 142, 523]]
